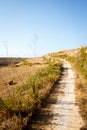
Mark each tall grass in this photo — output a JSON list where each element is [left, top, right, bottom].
[[0, 58, 62, 130], [75, 47, 87, 78], [74, 47, 87, 129]]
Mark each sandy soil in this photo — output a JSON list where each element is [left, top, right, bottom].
[[29, 61, 84, 130]]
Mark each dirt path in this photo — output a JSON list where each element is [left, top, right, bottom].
[[28, 61, 84, 130]]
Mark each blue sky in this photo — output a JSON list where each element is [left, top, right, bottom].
[[0, 0, 87, 57]]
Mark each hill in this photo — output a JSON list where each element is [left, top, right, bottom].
[[49, 46, 87, 129], [0, 46, 87, 129]]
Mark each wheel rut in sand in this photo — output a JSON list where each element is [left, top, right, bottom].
[[28, 61, 84, 130]]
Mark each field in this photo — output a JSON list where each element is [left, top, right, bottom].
[[0, 57, 47, 99], [0, 56, 62, 130], [0, 58, 23, 66]]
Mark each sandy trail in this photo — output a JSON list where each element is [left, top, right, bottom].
[[29, 61, 84, 130]]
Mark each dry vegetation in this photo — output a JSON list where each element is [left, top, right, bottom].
[[75, 70, 87, 130], [0, 56, 62, 130], [0, 57, 47, 99], [0, 58, 23, 66]]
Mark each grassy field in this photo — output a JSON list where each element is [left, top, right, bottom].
[[0, 57, 47, 99], [0, 56, 62, 130]]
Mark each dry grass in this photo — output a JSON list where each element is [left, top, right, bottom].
[[0, 57, 48, 129], [0, 56, 62, 130], [0, 57, 47, 99], [75, 69, 87, 129]]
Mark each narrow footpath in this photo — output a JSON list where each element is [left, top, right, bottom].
[[28, 61, 84, 130]]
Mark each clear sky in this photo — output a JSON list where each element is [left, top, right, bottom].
[[0, 0, 87, 57]]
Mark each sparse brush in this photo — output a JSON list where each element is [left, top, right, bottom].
[[75, 75, 87, 128], [0, 58, 62, 129]]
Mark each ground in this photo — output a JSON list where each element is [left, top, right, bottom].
[[28, 60, 84, 130]]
